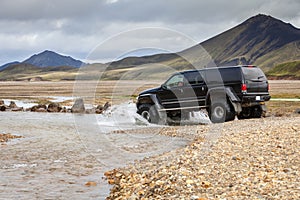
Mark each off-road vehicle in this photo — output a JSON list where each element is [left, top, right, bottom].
[[136, 65, 271, 123]]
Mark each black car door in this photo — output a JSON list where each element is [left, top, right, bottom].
[[157, 74, 186, 109], [182, 71, 207, 108]]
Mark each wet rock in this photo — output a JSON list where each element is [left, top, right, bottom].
[[103, 102, 111, 110], [71, 98, 85, 113], [95, 102, 111, 114], [95, 108, 103, 114], [0, 100, 4, 105], [0, 105, 6, 111], [9, 101, 18, 108], [31, 104, 47, 112], [36, 108, 47, 112], [60, 107, 68, 113], [47, 102, 62, 112], [12, 107, 23, 112]]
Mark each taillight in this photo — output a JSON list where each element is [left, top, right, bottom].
[[241, 84, 247, 93]]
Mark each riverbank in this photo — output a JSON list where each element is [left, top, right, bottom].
[[105, 115, 300, 199]]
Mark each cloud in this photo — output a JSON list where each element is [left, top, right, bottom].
[[0, 0, 299, 65]]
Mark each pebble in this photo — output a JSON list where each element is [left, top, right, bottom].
[[105, 116, 300, 199]]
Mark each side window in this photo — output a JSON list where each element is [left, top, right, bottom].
[[165, 74, 185, 88], [184, 71, 205, 85]]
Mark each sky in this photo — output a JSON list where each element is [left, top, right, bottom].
[[0, 0, 300, 65]]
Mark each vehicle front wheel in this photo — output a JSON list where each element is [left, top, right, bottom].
[[209, 101, 235, 123], [137, 104, 160, 124]]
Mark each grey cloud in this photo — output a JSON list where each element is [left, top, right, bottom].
[[0, 0, 300, 65]]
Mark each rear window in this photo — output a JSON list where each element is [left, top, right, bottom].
[[242, 67, 266, 80]]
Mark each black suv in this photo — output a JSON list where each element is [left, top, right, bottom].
[[136, 65, 271, 123]]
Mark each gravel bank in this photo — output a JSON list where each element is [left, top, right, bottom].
[[105, 116, 300, 199]]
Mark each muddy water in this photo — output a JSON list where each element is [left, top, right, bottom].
[[0, 109, 189, 199]]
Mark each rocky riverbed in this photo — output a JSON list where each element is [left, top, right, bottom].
[[105, 115, 300, 199], [1, 101, 299, 199]]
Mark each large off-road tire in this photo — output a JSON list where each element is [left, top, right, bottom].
[[137, 104, 160, 124], [209, 101, 235, 123]]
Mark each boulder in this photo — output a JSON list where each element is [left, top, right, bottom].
[[0, 100, 4, 105], [0, 105, 6, 111], [9, 101, 18, 108], [95, 105, 104, 114], [71, 98, 85, 113], [47, 102, 62, 112], [31, 104, 47, 112], [95, 102, 111, 114], [36, 108, 47, 112]]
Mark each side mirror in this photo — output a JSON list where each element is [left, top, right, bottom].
[[161, 84, 168, 90]]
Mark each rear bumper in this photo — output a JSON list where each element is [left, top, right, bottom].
[[242, 94, 271, 102]]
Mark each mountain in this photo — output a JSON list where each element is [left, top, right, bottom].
[[105, 14, 300, 77], [1, 14, 299, 81], [22, 50, 84, 68], [198, 14, 300, 69], [0, 50, 85, 80]]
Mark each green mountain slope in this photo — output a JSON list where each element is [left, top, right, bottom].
[[266, 61, 300, 79]]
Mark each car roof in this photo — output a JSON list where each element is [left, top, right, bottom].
[[179, 65, 257, 74]]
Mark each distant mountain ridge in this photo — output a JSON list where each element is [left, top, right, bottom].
[[22, 50, 84, 68]]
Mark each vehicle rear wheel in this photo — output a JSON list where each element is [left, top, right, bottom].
[[137, 104, 160, 124], [209, 101, 235, 123]]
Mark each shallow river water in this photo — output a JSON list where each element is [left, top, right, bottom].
[[0, 104, 190, 199]]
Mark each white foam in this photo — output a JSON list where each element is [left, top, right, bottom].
[[96, 102, 156, 132]]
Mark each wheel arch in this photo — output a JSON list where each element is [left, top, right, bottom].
[[206, 87, 242, 114]]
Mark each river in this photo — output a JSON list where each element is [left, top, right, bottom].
[[0, 104, 190, 199]]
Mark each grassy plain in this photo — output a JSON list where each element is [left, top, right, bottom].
[[0, 80, 299, 114]]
